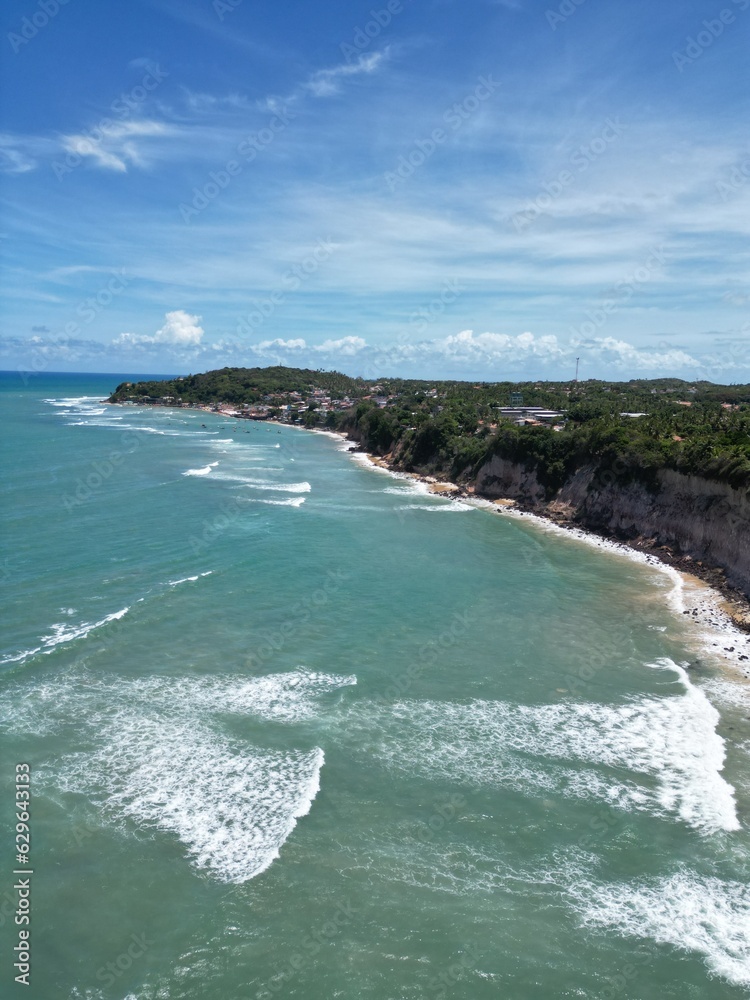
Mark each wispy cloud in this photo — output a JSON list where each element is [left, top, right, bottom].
[[2, 47, 391, 180], [0, 138, 36, 174], [304, 51, 388, 97], [181, 89, 256, 113], [0, 132, 56, 174], [60, 120, 172, 172]]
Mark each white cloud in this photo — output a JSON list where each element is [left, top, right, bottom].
[[255, 337, 306, 351], [354, 329, 702, 377], [305, 52, 387, 98], [182, 89, 253, 112], [3, 326, 741, 382], [155, 310, 204, 345], [113, 310, 204, 349], [0, 132, 58, 174], [434, 330, 565, 361], [105, 321, 703, 375], [61, 120, 170, 172], [0, 137, 36, 174], [421, 330, 699, 372], [578, 336, 699, 371], [315, 336, 367, 355]]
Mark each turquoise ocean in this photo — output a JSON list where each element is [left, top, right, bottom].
[[1, 371, 749, 999]]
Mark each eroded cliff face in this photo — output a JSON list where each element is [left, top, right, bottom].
[[473, 458, 750, 598], [474, 455, 547, 505]]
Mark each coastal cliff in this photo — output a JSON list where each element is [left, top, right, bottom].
[[474, 456, 750, 603]]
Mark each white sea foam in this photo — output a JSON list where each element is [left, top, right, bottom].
[[0, 646, 42, 665], [382, 482, 431, 496], [0, 608, 130, 666], [310, 429, 346, 441], [359, 659, 738, 834], [168, 572, 213, 587], [46, 396, 106, 415], [46, 396, 97, 406], [59, 714, 325, 883], [40, 608, 129, 649], [60, 408, 108, 416], [574, 871, 750, 987], [397, 501, 473, 513], [239, 481, 311, 493], [64, 419, 126, 428], [16, 668, 355, 880], [239, 496, 305, 507], [65, 421, 185, 436], [182, 462, 219, 477], [700, 678, 750, 711], [2, 668, 356, 735], [131, 669, 358, 723]]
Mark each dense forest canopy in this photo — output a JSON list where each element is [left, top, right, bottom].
[[109, 367, 750, 492]]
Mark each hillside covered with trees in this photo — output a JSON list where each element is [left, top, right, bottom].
[[109, 366, 367, 406]]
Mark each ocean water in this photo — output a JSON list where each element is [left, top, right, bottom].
[[1, 371, 749, 1000]]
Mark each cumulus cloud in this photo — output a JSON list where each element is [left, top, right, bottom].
[[577, 336, 699, 371], [315, 336, 367, 355], [113, 310, 204, 349], [5, 323, 727, 380], [358, 329, 699, 374], [105, 323, 703, 374], [433, 330, 565, 361], [255, 337, 306, 351], [154, 310, 204, 345]]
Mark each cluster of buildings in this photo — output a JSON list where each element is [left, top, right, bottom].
[[493, 406, 566, 429], [203, 387, 363, 422]]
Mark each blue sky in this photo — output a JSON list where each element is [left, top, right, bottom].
[[1, 0, 749, 381]]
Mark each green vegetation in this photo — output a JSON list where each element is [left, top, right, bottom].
[[335, 378, 750, 494], [109, 368, 750, 494], [109, 366, 365, 406]]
